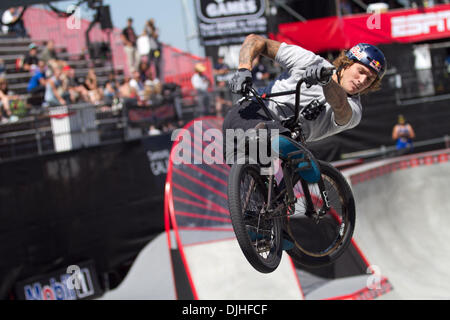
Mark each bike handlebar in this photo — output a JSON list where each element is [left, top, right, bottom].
[[319, 67, 335, 82], [244, 67, 335, 128]]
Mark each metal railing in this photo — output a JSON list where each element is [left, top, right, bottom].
[[341, 135, 450, 160]]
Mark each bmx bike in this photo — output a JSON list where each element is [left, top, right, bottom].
[[226, 68, 356, 273]]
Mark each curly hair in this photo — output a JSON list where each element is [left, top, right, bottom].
[[332, 51, 383, 95]]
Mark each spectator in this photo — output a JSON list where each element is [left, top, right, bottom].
[[213, 56, 232, 117], [121, 17, 140, 75], [61, 65, 89, 104], [144, 78, 163, 105], [119, 76, 132, 99], [213, 56, 229, 76], [0, 77, 13, 122], [22, 43, 39, 72], [0, 59, 6, 78], [136, 27, 151, 65], [83, 68, 103, 105], [1, 7, 28, 38], [145, 19, 162, 80], [129, 69, 145, 103], [27, 60, 47, 95], [148, 123, 161, 135], [103, 72, 120, 106], [44, 67, 67, 107], [392, 114, 415, 154], [39, 40, 65, 72], [138, 60, 151, 83], [251, 55, 270, 88], [191, 63, 211, 116]]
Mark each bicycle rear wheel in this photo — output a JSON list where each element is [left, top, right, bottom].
[[227, 163, 283, 273], [284, 160, 356, 267]]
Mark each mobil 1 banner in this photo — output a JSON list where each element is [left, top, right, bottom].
[[14, 260, 102, 300], [196, 0, 267, 46]]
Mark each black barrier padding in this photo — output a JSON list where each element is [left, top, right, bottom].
[[170, 249, 195, 300], [0, 133, 173, 299]]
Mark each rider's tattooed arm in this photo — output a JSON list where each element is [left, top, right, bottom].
[[323, 80, 353, 126], [238, 34, 281, 70]]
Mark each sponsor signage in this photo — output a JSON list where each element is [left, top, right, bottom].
[[391, 9, 450, 38], [143, 133, 172, 178], [274, 4, 450, 53], [14, 260, 102, 300], [195, 0, 267, 47], [196, 0, 265, 23]]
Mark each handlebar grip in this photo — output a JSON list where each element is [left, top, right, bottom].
[[319, 67, 335, 81]]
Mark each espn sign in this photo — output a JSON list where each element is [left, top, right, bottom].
[[391, 10, 450, 38]]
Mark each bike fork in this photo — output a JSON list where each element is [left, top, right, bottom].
[[291, 169, 331, 218], [317, 177, 331, 216]]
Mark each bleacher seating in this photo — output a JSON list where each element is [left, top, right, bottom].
[[0, 33, 124, 99]]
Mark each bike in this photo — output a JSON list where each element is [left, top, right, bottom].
[[226, 68, 356, 273]]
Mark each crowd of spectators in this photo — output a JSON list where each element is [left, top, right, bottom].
[[0, 11, 275, 136]]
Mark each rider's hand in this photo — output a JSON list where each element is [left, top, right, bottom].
[[304, 62, 332, 87], [229, 68, 253, 94]]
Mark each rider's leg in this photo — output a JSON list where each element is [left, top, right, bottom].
[[271, 135, 321, 183]]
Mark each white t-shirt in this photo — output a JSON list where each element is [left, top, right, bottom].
[[136, 35, 150, 56], [265, 43, 362, 142], [2, 10, 13, 34], [191, 73, 209, 91]]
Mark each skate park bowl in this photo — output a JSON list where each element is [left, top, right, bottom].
[[100, 116, 449, 300], [344, 148, 450, 299]]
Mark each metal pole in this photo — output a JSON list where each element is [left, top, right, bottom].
[[336, 0, 342, 18], [180, 0, 191, 53]]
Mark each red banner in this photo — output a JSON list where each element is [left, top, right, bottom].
[[272, 4, 450, 52]]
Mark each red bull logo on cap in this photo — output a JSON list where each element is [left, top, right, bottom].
[[350, 46, 365, 60], [370, 59, 381, 72]]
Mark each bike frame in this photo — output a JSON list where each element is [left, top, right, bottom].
[[244, 71, 334, 219]]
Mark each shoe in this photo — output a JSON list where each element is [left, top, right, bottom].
[[249, 229, 294, 250], [281, 230, 294, 250], [271, 135, 321, 183], [248, 229, 267, 241], [282, 238, 294, 251]]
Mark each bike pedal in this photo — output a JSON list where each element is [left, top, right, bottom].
[[294, 162, 313, 172], [286, 149, 305, 160]]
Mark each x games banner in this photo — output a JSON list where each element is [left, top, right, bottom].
[[195, 0, 268, 67]]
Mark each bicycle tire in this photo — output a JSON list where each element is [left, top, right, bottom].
[[227, 163, 283, 273], [284, 160, 356, 268]]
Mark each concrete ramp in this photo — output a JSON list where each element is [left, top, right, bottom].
[[344, 149, 450, 299], [98, 232, 176, 300], [183, 237, 303, 300]]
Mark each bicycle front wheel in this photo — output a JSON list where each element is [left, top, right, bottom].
[[285, 160, 356, 267], [227, 163, 283, 273]]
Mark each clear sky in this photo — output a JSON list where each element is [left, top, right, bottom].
[[52, 0, 205, 57]]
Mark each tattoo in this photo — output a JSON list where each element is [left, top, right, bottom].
[[238, 34, 280, 70]]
